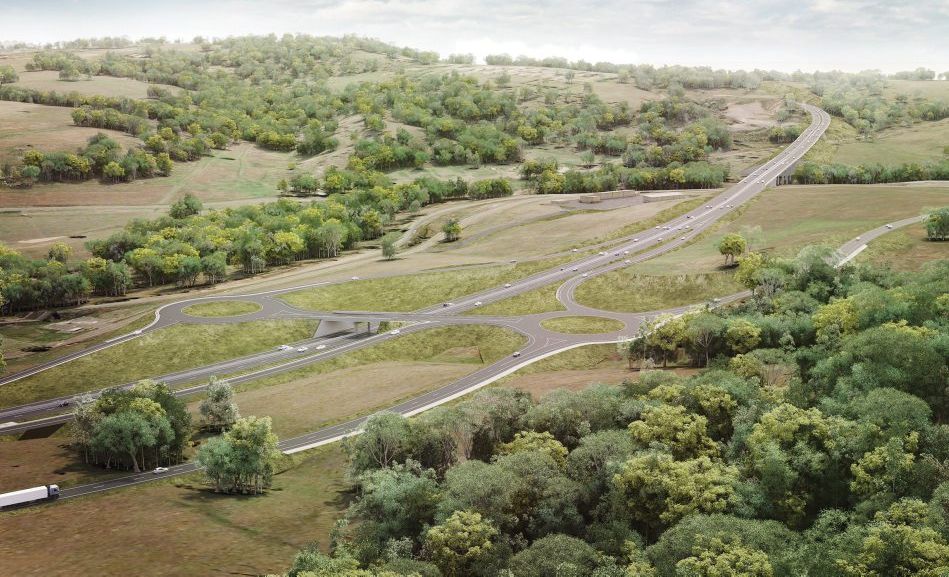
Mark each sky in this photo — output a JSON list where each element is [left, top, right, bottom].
[[2, 0, 947, 73]]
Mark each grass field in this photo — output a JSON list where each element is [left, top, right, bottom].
[[467, 284, 565, 316], [278, 256, 572, 312], [628, 183, 949, 276], [0, 100, 141, 164], [540, 316, 626, 334], [182, 300, 262, 317], [856, 221, 949, 271], [574, 271, 744, 313], [0, 319, 318, 408], [831, 119, 949, 166], [12, 70, 181, 99], [0, 445, 350, 577], [214, 324, 524, 437]]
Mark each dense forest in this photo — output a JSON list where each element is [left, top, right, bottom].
[[270, 252, 949, 577]]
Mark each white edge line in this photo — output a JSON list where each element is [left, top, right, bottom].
[[837, 244, 868, 266]]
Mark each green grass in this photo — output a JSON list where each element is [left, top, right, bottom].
[[831, 119, 949, 166], [594, 195, 711, 244], [540, 316, 627, 334], [0, 319, 318, 408], [856, 222, 949, 271], [278, 256, 572, 312], [574, 271, 744, 313], [509, 343, 620, 376], [467, 284, 565, 316], [232, 324, 526, 394], [182, 300, 263, 317], [629, 184, 949, 276]]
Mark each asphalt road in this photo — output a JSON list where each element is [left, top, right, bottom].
[[5, 104, 895, 502]]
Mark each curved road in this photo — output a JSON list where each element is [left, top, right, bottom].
[[5, 104, 899, 502]]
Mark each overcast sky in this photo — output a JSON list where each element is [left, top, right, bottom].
[[2, 0, 946, 73]]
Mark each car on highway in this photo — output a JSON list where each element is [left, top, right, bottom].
[[59, 400, 70, 407], [686, 215, 693, 219], [351, 276, 359, 280], [655, 226, 661, 229], [504, 283, 512, 288], [443, 302, 453, 307], [315, 344, 326, 350], [132, 329, 143, 335], [572, 267, 578, 271], [886, 224, 894, 229], [624, 259, 631, 264], [389, 329, 401, 335], [572, 248, 578, 252], [512, 351, 521, 357], [706, 205, 713, 208], [277, 344, 293, 351], [474, 301, 483, 306], [153, 467, 168, 474], [599, 251, 606, 255], [624, 250, 630, 254], [681, 237, 687, 240], [759, 179, 765, 183], [856, 236, 861, 240], [296, 346, 308, 353], [631, 240, 638, 243], [657, 237, 663, 241], [582, 273, 588, 277]]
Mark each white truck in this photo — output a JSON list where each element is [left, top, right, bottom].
[[0, 484, 60, 509]]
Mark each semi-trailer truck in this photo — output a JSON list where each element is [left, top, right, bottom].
[[0, 484, 60, 509]]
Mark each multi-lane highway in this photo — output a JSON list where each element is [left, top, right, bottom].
[[1, 104, 864, 501]]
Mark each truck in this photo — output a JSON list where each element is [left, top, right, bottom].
[[0, 484, 60, 509]]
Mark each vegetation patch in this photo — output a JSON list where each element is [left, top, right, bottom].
[[278, 257, 572, 312], [0, 319, 318, 408], [575, 271, 743, 312], [540, 316, 626, 334], [182, 300, 262, 318], [857, 221, 949, 271], [467, 284, 565, 316]]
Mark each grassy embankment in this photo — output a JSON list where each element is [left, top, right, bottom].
[[181, 300, 262, 317]]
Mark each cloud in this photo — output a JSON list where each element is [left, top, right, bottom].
[[0, 0, 945, 72]]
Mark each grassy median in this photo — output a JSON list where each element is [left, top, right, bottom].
[[574, 271, 743, 313], [181, 300, 263, 317], [0, 319, 319, 408], [540, 316, 626, 334]]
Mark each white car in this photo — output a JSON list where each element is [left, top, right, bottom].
[[624, 259, 631, 264], [351, 276, 359, 281], [504, 283, 512, 288], [572, 248, 579, 252], [856, 236, 861, 241], [657, 237, 664, 242], [572, 267, 579, 271], [599, 251, 607, 256], [277, 344, 292, 351], [443, 302, 454, 307], [132, 329, 143, 335], [655, 226, 661, 230], [153, 467, 168, 474], [663, 226, 670, 230], [510, 259, 517, 263], [686, 215, 693, 219], [681, 237, 687, 240], [475, 301, 483, 306], [886, 224, 894, 229], [512, 351, 521, 358], [389, 329, 401, 335], [582, 273, 588, 277], [706, 205, 713, 208], [624, 250, 630, 254], [296, 346, 308, 353], [315, 344, 326, 350], [759, 179, 765, 183]]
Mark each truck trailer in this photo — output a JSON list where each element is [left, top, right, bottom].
[[0, 484, 60, 509]]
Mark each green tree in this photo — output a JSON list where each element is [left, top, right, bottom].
[[628, 404, 719, 459], [442, 216, 462, 242], [718, 233, 747, 266], [497, 430, 569, 468], [613, 452, 738, 538], [925, 207, 949, 241], [169, 193, 203, 219], [725, 319, 761, 354], [103, 161, 125, 182], [424, 510, 498, 577], [381, 232, 399, 260], [47, 242, 72, 263], [197, 415, 279, 493], [675, 536, 774, 577], [0, 65, 18, 86], [199, 377, 239, 431]]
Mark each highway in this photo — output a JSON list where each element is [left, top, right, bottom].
[[1, 104, 870, 501]]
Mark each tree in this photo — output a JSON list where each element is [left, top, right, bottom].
[[646, 314, 688, 367], [838, 499, 949, 577], [926, 207, 949, 241], [424, 510, 498, 577], [103, 161, 125, 183], [612, 452, 738, 538], [725, 319, 761, 354], [199, 377, 239, 431], [509, 534, 604, 577], [628, 404, 719, 460], [90, 410, 157, 473], [718, 233, 747, 266], [675, 536, 774, 577], [169, 193, 203, 219], [497, 430, 568, 468], [197, 415, 279, 494], [442, 216, 462, 242], [47, 242, 72, 263], [685, 313, 725, 366], [381, 232, 399, 260], [346, 412, 410, 473], [0, 65, 17, 86], [812, 297, 858, 343]]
